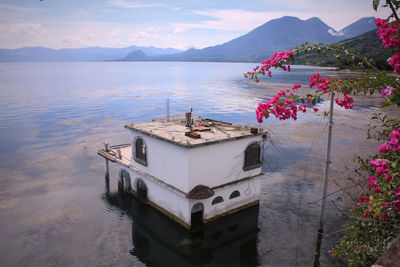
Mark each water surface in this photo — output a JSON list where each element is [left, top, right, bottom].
[[0, 62, 389, 266]]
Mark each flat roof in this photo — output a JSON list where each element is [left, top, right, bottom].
[[125, 116, 261, 148]]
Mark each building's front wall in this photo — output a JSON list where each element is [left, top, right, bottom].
[[130, 132, 190, 193], [187, 136, 262, 189], [116, 163, 191, 226], [189, 175, 261, 223]]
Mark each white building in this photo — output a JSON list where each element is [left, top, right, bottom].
[[98, 115, 264, 229]]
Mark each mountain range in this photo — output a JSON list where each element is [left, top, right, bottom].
[[0, 16, 377, 63]]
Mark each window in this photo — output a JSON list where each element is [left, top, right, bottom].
[[243, 142, 261, 170], [212, 196, 224, 205], [134, 137, 147, 166], [229, 190, 240, 199]]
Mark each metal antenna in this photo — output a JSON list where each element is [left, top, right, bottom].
[[167, 97, 170, 121]]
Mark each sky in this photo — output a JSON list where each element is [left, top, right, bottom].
[[0, 0, 391, 50]]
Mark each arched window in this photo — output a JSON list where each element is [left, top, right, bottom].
[[229, 190, 240, 199], [212, 196, 224, 205], [243, 142, 261, 170], [134, 137, 147, 166]]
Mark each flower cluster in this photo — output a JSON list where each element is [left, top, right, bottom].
[[255, 87, 299, 123], [354, 127, 400, 222], [379, 127, 400, 152], [335, 95, 354, 109], [253, 70, 355, 123], [375, 18, 400, 49], [245, 50, 294, 82], [309, 73, 330, 93], [375, 18, 400, 74]]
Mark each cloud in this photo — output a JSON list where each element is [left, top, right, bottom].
[[0, 23, 49, 48], [107, 0, 164, 9], [0, 4, 37, 12], [173, 9, 313, 33]]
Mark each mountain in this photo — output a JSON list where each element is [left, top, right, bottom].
[[0, 46, 182, 62], [139, 16, 377, 62], [293, 29, 391, 69], [0, 16, 377, 63], [122, 50, 149, 61], [337, 17, 377, 39]]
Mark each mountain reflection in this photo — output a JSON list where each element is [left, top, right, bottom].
[[102, 186, 259, 267]]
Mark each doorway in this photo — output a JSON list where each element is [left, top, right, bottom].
[[136, 179, 148, 203], [191, 203, 204, 230]]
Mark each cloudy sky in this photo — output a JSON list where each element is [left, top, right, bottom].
[[0, 0, 391, 50]]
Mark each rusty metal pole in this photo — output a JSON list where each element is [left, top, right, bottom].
[[104, 142, 110, 181]]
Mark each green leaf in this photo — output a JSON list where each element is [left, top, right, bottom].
[[373, 0, 380, 11]]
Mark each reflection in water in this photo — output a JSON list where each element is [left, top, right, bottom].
[[103, 186, 259, 267]]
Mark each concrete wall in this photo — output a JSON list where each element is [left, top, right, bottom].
[[189, 175, 261, 223], [130, 132, 189, 192], [117, 164, 191, 225], [188, 136, 262, 189]]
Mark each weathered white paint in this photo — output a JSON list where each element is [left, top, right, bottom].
[[130, 132, 190, 192], [188, 136, 262, 189], [189, 175, 261, 223], [117, 163, 191, 225]]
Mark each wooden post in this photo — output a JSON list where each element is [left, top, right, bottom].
[[104, 142, 110, 180]]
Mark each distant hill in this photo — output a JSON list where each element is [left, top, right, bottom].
[[0, 16, 377, 63], [337, 17, 377, 38], [123, 50, 149, 61], [0, 46, 182, 62], [141, 16, 377, 62], [293, 29, 391, 69]]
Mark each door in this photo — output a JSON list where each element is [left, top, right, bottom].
[[137, 179, 148, 203], [191, 203, 204, 230]]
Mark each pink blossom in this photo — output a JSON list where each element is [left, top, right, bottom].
[[378, 143, 392, 153], [376, 164, 390, 175], [369, 159, 387, 167], [335, 96, 354, 109], [389, 52, 400, 75], [358, 195, 370, 202], [374, 187, 383, 194], [313, 107, 319, 112], [384, 174, 393, 181], [395, 187, 400, 197], [394, 200, 400, 212], [381, 86, 396, 98], [368, 176, 377, 187]]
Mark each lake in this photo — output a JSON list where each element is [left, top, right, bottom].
[[0, 62, 385, 266]]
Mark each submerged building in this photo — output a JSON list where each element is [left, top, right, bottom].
[[98, 115, 264, 229]]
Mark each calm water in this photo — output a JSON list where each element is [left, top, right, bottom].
[[0, 62, 381, 266]]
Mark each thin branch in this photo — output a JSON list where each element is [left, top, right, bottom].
[[387, 0, 400, 20]]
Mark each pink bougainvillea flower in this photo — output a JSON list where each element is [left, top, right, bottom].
[[358, 195, 370, 202], [384, 174, 393, 181], [313, 107, 319, 112], [395, 187, 400, 197], [368, 176, 377, 187], [376, 164, 390, 175], [369, 159, 387, 167], [394, 200, 400, 212], [389, 52, 400, 75], [374, 187, 383, 194], [381, 86, 396, 98], [378, 143, 392, 153]]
